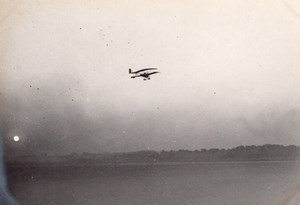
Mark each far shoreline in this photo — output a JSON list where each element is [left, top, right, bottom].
[[6, 160, 300, 168]]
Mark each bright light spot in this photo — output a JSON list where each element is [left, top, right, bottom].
[[13, 136, 19, 142]]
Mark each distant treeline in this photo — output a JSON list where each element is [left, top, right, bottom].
[[7, 144, 300, 166]]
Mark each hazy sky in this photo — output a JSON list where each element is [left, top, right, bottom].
[[1, 0, 300, 155]]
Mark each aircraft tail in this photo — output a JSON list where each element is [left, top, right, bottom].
[[129, 69, 132, 74]]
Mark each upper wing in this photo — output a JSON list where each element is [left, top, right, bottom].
[[147, 71, 160, 76], [134, 68, 158, 73]]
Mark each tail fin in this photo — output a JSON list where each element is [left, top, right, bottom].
[[129, 69, 132, 74]]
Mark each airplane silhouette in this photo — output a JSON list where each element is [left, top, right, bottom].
[[129, 68, 160, 80]]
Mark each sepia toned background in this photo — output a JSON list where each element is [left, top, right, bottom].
[[1, 0, 300, 155], [1, 1, 300, 205]]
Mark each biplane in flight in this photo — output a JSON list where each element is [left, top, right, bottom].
[[129, 68, 160, 80]]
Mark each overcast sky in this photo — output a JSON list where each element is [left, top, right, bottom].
[[1, 0, 300, 155]]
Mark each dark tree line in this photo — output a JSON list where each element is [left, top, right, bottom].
[[7, 144, 300, 166]]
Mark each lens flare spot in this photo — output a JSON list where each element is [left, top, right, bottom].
[[13, 136, 19, 142]]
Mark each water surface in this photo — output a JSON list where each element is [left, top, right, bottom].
[[7, 162, 300, 205]]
